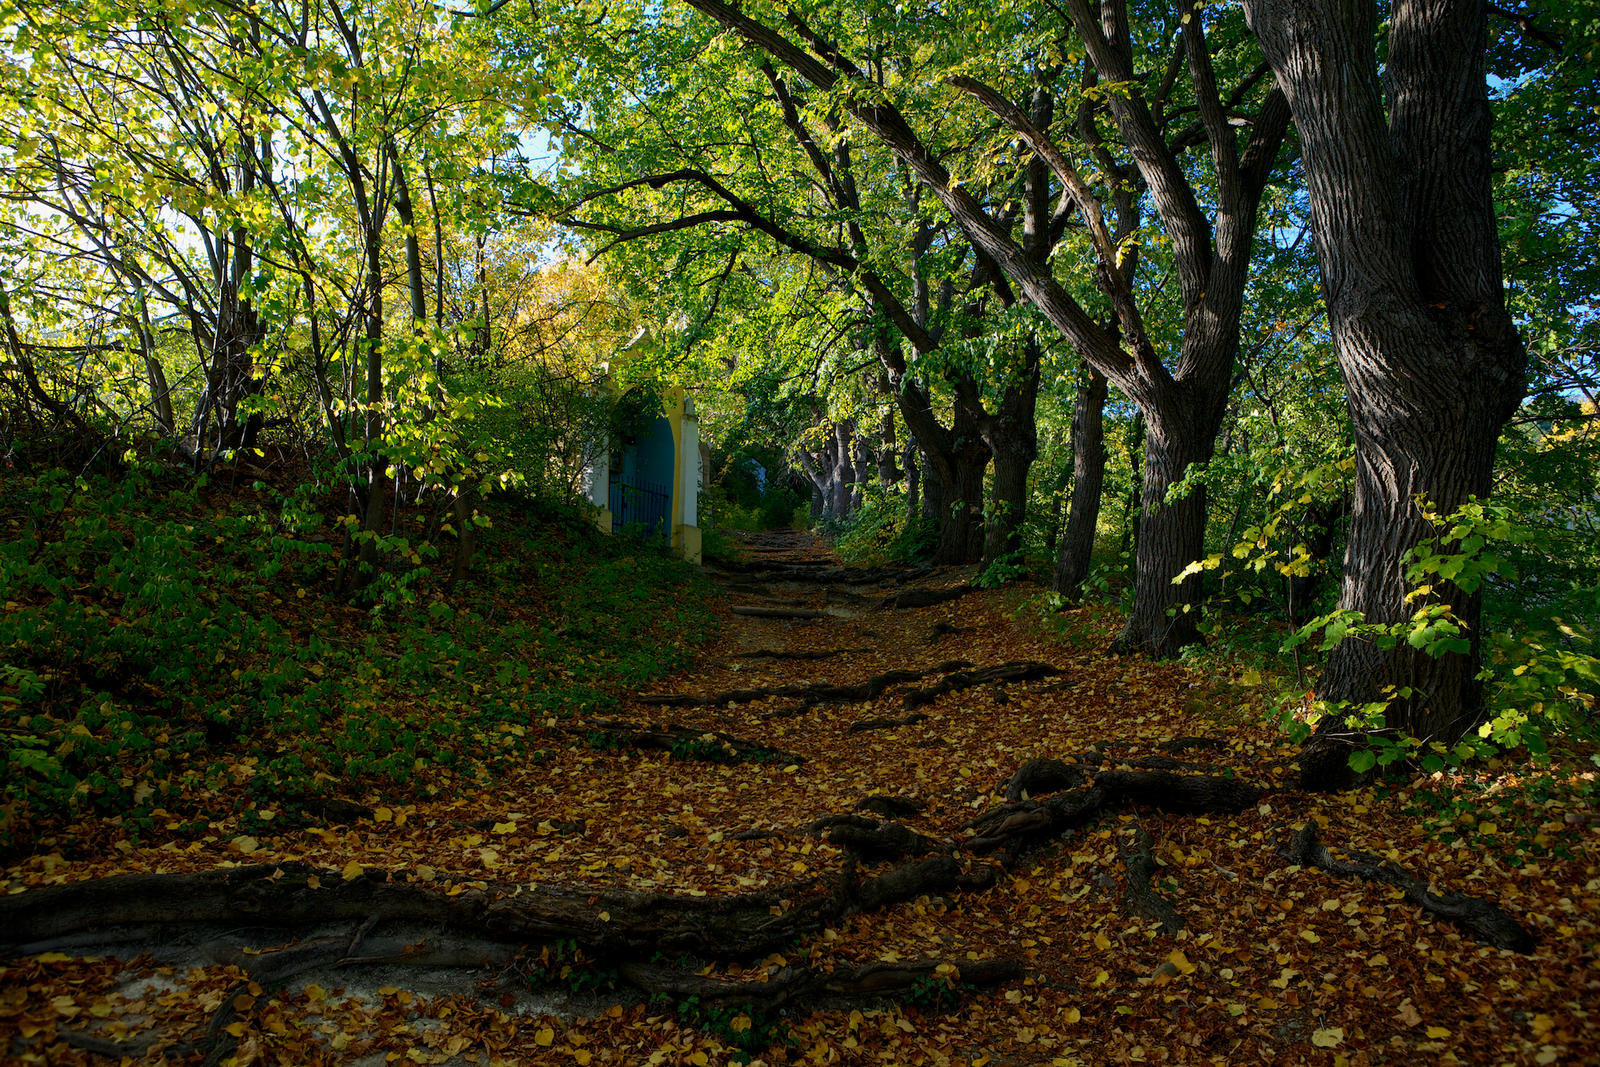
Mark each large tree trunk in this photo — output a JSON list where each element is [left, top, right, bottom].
[[975, 340, 1042, 571], [1053, 368, 1108, 600], [1115, 406, 1217, 656], [1242, 0, 1527, 788]]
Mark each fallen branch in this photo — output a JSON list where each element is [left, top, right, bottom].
[[1276, 822, 1536, 953]]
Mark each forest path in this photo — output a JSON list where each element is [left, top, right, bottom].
[[1, 534, 1590, 1065]]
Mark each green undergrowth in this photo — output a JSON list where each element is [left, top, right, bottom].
[[0, 464, 715, 854]]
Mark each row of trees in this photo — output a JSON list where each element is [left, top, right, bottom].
[[1, 0, 1594, 783], [0, 0, 644, 583], [515, 0, 1597, 783]]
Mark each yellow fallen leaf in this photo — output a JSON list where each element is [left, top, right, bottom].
[[1063, 1007, 1082, 1024], [1094, 933, 1112, 951], [1426, 1026, 1451, 1038], [374, 807, 393, 823], [491, 821, 518, 834], [1167, 949, 1196, 975], [232, 835, 260, 855], [341, 860, 364, 881], [1311, 1028, 1343, 1048]]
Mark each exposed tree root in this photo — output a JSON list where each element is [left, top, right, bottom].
[[1122, 826, 1183, 935], [1276, 822, 1536, 953], [1004, 758, 1091, 803], [617, 956, 1020, 1009], [967, 769, 1262, 858], [1159, 735, 1227, 754], [735, 647, 870, 661], [887, 585, 978, 610], [566, 720, 802, 764], [902, 662, 1061, 708], [925, 621, 979, 642], [855, 795, 925, 819], [848, 711, 929, 732], [0, 857, 967, 963], [710, 561, 929, 585], [640, 661, 975, 710], [730, 605, 829, 620], [808, 815, 934, 862]]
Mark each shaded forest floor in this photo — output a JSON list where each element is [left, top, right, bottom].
[[3, 525, 1599, 1065]]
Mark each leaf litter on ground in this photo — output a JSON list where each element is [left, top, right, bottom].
[[2, 527, 1597, 1065]]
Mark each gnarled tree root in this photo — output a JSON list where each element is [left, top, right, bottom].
[[902, 662, 1061, 708], [618, 956, 1020, 1009], [886, 585, 978, 610], [1276, 822, 1536, 953], [640, 661, 975, 710], [1123, 826, 1183, 935], [565, 720, 802, 765], [967, 769, 1262, 857], [0, 857, 967, 962], [729, 605, 829, 620]]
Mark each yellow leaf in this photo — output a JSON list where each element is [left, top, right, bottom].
[[225, 1022, 248, 1038], [729, 1014, 751, 1033], [374, 807, 394, 823], [1094, 933, 1112, 950], [491, 821, 518, 834], [1311, 1028, 1343, 1047], [232, 835, 260, 855], [534, 1027, 554, 1047], [574, 1051, 592, 1065], [306, 875, 321, 889], [895, 1017, 916, 1032], [1167, 949, 1197, 975], [33, 952, 75, 963], [341, 861, 364, 881], [689, 1053, 708, 1067], [1063, 1007, 1082, 1024], [1425, 1026, 1452, 1038], [1299, 929, 1321, 944]]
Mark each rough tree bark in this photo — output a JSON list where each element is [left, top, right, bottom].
[[678, 0, 1288, 656], [1053, 367, 1108, 599], [1241, 0, 1528, 788]]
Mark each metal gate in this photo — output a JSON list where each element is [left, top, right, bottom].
[[610, 478, 670, 539]]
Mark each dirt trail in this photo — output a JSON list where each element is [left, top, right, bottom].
[[1, 532, 1591, 1065]]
